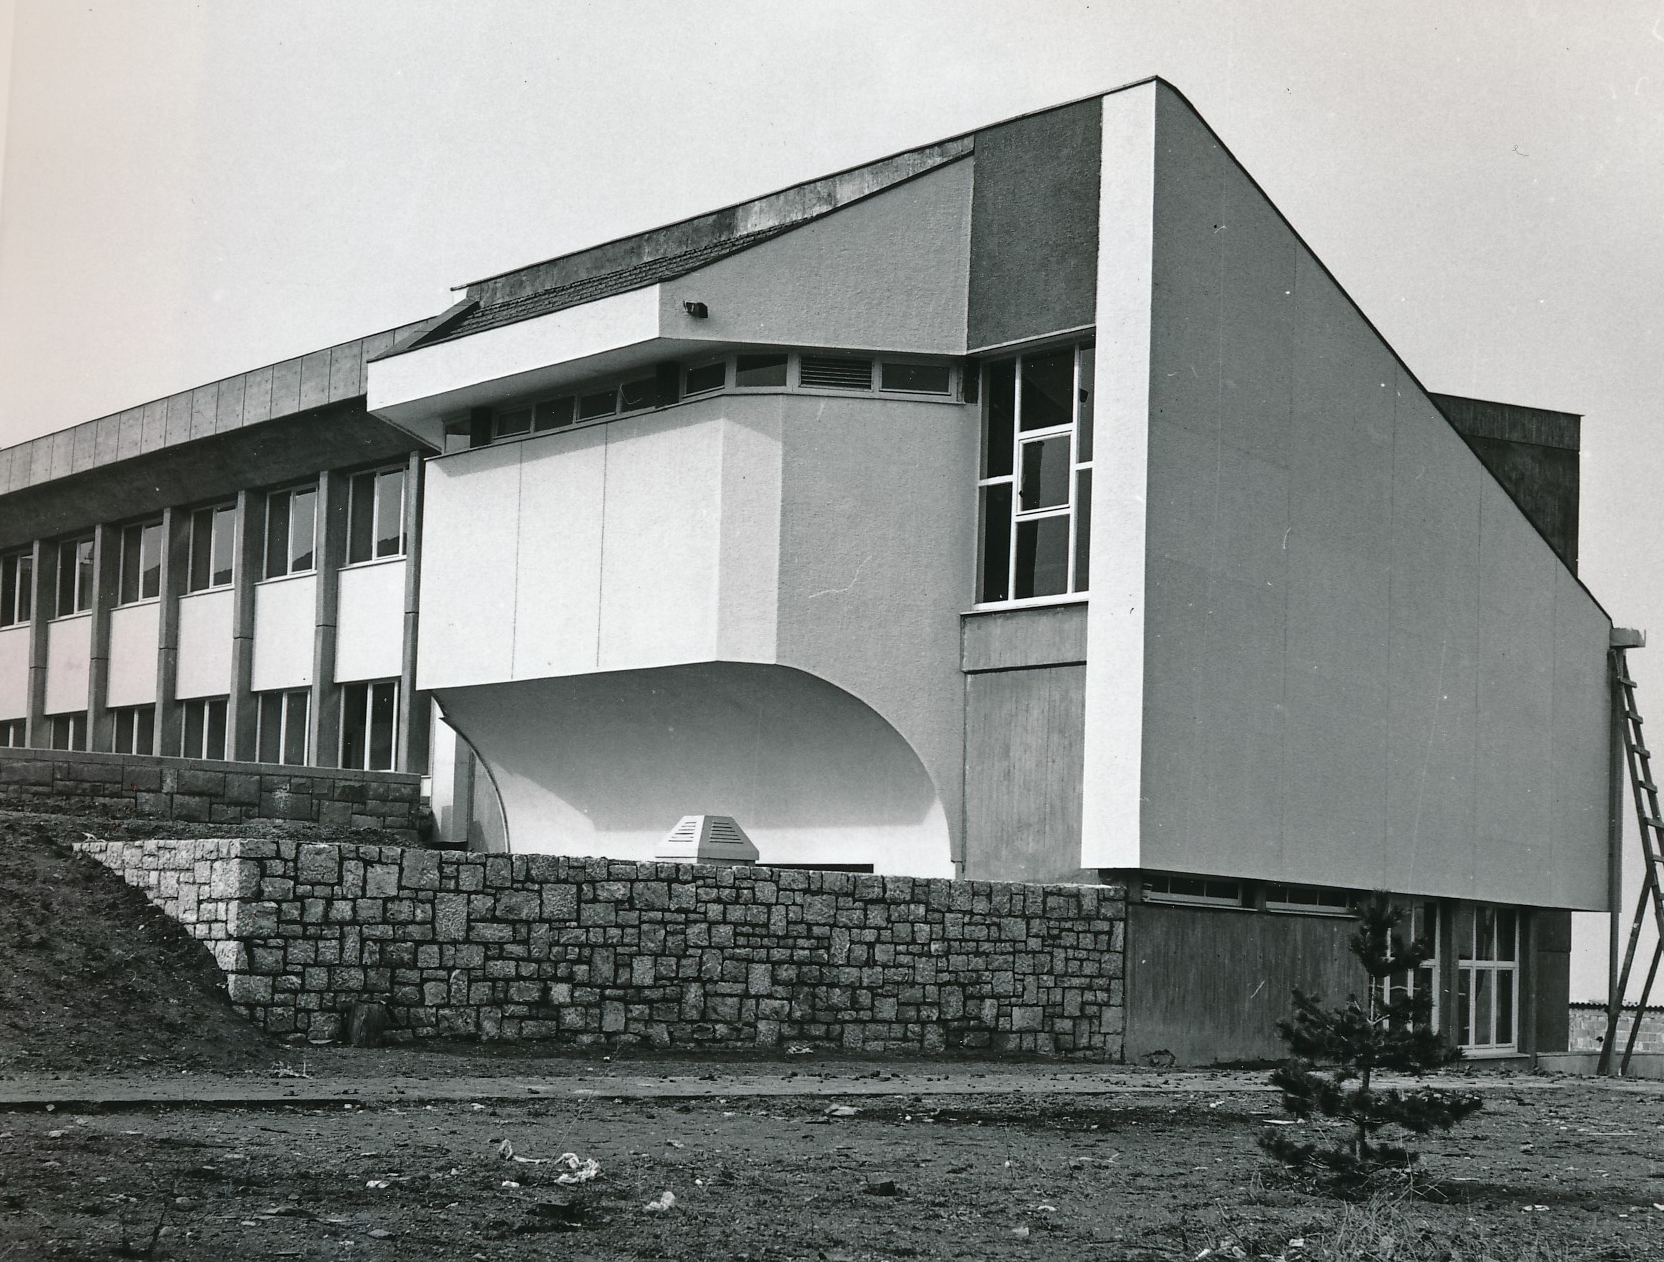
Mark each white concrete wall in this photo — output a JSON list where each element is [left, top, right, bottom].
[[0, 625, 29, 720], [251, 574, 316, 693], [659, 158, 973, 355], [176, 588, 234, 699], [44, 613, 90, 714], [106, 601, 159, 707], [421, 391, 972, 875], [335, 559, 405, 683], [1125, 84, 1611, 911]]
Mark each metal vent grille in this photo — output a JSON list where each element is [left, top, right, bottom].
[[799, 355, 873, 390]]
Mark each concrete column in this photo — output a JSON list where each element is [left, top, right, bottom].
[[155, 507, 188, 756], [87, 523, 118, 751], [227, 489, 262, 762], [309, 470, 347, 767], [396, 451, 429, 774], [24, 538, 52, 747]]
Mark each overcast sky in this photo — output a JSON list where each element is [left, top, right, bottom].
[[1, 2, 1660, 1000]]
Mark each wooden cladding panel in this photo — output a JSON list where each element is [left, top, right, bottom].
[[962, 604, 1087, 673], [963, 663, 1086, 882]]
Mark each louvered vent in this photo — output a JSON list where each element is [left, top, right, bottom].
[[799, 355, 873, 390], [655, 814, 759, 867]]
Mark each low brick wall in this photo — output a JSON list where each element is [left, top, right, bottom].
[[2, 748, 420, 839], [75, 837, 1127, 1059], [1569, 1002, 1664, 1054]]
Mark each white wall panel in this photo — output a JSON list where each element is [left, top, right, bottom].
[[251, 574, 315, 692], [335, 559, 406, 683], [44, 614, 90, 714], [176, 588, 233, 699], [510, 426, 607, 680], [106, 601, 160, 707], [0, 625, 29, 720]]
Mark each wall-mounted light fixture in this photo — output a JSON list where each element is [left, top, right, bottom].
[[683, 301, 709, 319]]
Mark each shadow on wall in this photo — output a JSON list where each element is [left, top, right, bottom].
[[435, 661, 952, 875], [429, 715, 509, 852]]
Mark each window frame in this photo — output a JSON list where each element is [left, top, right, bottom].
[[1141, 872, 1245, 909], [340, 679, 399, 772], [179, 696, 229, 761], [0, 550, 33, 628], [188, 503, 237, 593], [0, 718, 26, 748], [257, 689, 311, 766], [49, 711, 88, 752], [974, 342, 1094, 609], [111, 704, 157, 755], [263, 485, 318, 580], [55, 537, 95, 618], [346, 466, 408, 567], [117, 519, 164, 606], [1454, 903, 1520, 1055]]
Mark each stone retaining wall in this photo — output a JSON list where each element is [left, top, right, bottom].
[[75, 837, 1126, 1059], [4, 748, 420, 839]]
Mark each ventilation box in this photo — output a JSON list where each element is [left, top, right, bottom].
[[655, 814, 760, 866]]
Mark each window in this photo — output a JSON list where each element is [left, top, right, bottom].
[[55, 538, 95, 616], [977, 344, 1095, 604], [257, 690, 310, 766], [347, 467, 407, 564], [1455, 904, 1518, 1052], [1265, 885, 1354, 915], [0, 550, 32, 627], [180, 697, 228, 761], [880, 361, 953, 394], [1381, 900, 1440, 1031], [0, 719, 25, 747], [734, 353, 789, 388], [49, 712, 87, 752], [1142, 872, 1242, 907], [264, 486, 317, 579], [341, 680, 398, 772], [577, 388, 617, 421], [118, 521, 163, 605], [188, 504, 236, 592], [685, 361, 726, 396], [112, 705, 156, 755]]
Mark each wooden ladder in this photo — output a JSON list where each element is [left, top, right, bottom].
[[1599, 645, 1664, 1075]]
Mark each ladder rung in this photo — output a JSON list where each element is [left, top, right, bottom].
[[1639, 781, 1659, 794], [1620, 676, 1639, 687], [1631, 712, 1646, 725], [1632, 745, 1652, 759]]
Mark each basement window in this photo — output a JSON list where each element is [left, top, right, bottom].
[[55, 537, 94, 617], [1142, 872, 1243, 908], [264, 485, 317, 578], [348, 466, 407, 563], [180, 696, 228, 761], [188, 504, 236, 592], [118, 521, 163, 605], [0, 550, 32, 627], [50, 711, 87, 752], [258, 689, 310, 766], [341, 679, 398, 772], [112, 705, 156, 756], [976, 343, 1094, 606]]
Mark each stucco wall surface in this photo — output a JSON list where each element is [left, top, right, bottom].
[[1123, 84, 1611, 910], [106, 600, 160, 707], [0, 624, 29, 720], [76, 838, 1127, 1058]]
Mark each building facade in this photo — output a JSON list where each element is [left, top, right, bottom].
[[0, 80, 1616, 1062]]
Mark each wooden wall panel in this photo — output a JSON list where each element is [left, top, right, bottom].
[[963, 663, 1085, 882]]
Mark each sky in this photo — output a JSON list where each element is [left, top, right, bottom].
[[0, 2, 1661, 1001]]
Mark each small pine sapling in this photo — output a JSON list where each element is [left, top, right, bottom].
[[1261, 894, 1482, 1182]]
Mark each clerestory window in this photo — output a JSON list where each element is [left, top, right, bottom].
[[976, 343, 1094, 605]]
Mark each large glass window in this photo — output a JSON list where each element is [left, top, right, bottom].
[[0, 550, 33, 627], [55, 538, 95, 617], [118, 521, 163, 605], [257, 689, 310, 766], [977, 344, 1094, 604], [264, 486, 317, 579], [112, 705, 156, 755], [0, 719, 26, 748], [1380, 900, 1440, 1031], [50, 712, 87, 752], [347, 467, 407, 564], [189, 504, 236, 592], [1456, 905, 1518, 1053], [341, 680, 398, 772], [180, 696, 229, 761]]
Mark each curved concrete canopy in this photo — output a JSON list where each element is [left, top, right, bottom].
[[435, 661, 951, 876]]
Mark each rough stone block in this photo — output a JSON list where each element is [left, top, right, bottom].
[[434, 892, 469, 942], [401, 848, 441, 891], [227, 900, 280, 937], [298, 843, 340, 884], [364, 863, 401, 898], [495, 890, 539, 920]]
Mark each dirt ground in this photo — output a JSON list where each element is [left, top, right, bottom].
[[7, 809, 1664, 1259]]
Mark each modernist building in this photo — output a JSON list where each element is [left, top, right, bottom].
[[0, 80, 1615, 1062]]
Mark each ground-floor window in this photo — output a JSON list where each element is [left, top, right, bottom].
[[112, 705, 155, 755], [341, 680, 397, 771], [180, 696, 228, 761], [257, 689, 309, 766], [0, 718, 24, 747], [1381, 900, 1440, 1029], [1456, 904, 1518, 1053], [50, 711, 87, 751]]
